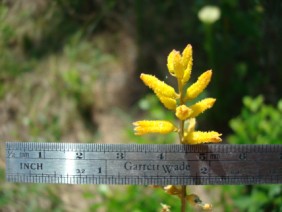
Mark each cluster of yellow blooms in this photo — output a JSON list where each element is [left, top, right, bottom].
[[133, 44, 221, 211], [133, 44, 222, 144]]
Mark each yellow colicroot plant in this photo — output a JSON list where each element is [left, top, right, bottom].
[[133, 44, 222, 211]]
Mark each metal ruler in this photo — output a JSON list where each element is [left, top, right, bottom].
[[5, 142, 282, 185]]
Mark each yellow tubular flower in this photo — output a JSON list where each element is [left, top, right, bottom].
[[156, 93, 177, 110], [181, 44, 193, 84], [181, 44, 192, 68], [184, 70, 212, 101], [175, 105, 192, 120], [190, 98, 216, 118], [133, 120, 177, 135], [140, 74, 178, 98], [172, 51, 185, 79], [184, 131, 222, 144], [167, 50, 177, 76]]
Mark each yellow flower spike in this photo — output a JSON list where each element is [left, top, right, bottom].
[[156, 93, 177, 110], [140, 74, 178, 98], [133, 120, 177, 135], [184, 131, 222, 144], [190, 98, 216, 118], [184, 70, 212, 101], [175, 105, 192, 120], [181, 44, 193, 84], [134, 44, 222, 210]]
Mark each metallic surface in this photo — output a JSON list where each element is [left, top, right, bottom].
[[5, 142, 282, 185]]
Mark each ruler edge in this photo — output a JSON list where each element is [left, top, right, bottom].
[[4, 142, 282, 185], [5, 142, 282, 153]]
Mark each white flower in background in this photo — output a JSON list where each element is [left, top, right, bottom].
[[198, 5, 221, 24]]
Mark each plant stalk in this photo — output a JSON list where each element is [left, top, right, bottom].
[[178, 79, 187, 211], [179, 119, 187, 212], [181, 185, 187, 212]]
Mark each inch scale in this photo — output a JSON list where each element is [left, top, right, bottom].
[[5, 142, 282, 185]]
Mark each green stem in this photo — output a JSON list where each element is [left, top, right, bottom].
[[178, 79, 184, 105], [177, 79, 184, 143], [177, 79, 187, 212], [179, 121, 184, 143], [180, 119, 186, 212], [181, 185, 187, 212]]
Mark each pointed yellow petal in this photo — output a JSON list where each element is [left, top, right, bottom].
[[182, 64, 192, 84], [181, 44, 193, 84], [185, 70, 212, 101], [184, 131, 222, 144], [190, 98, 216, 118], [181, 44, 192, 69], [140, 74, 177, 98], [167, 50, 177, 76], [156, 93, 177, 110], [175, 105, 192, 120], [172, 51, 185, 79], [133, 120, 177, 135]]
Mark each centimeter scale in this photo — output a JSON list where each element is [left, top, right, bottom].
[[5, 142, 282, 185]]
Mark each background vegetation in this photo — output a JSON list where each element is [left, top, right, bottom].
[[0, 0, 281, 211]]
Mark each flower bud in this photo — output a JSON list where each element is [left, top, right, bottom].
[[175, 105, 192, 120], [185, 70, 212, 101], [190, 98, 216, 118], [133, 120, 177, 135], [140, 74, 177, 98], [184, 131, 222, 144]]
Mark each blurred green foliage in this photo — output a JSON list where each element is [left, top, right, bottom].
[[87, 185, 185, 212], [221, 96, 282, 211], [220, 185, 282, 212], [0, 5, 35, 77], [229, 96, 282, 144]]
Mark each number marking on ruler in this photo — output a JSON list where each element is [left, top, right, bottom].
[[5, 142, 282, 185]]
